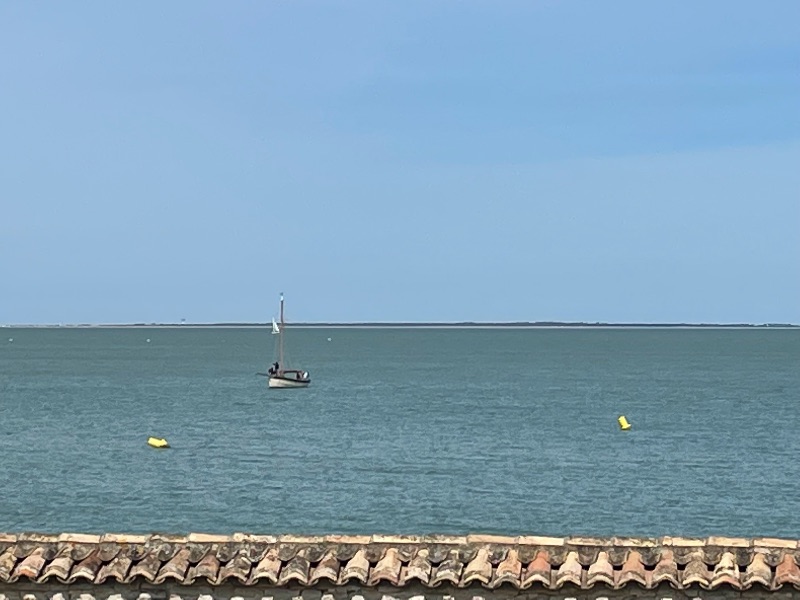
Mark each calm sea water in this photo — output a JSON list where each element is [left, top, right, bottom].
[[0, 327, 798, 537]]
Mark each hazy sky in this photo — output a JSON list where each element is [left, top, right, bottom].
[[2, 1, 798, 324]]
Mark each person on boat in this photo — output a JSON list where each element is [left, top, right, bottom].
[[267, 366, 275, 376]]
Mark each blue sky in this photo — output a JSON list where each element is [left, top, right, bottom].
[[2, 1, 798, 324]]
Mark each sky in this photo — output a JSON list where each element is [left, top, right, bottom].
[[1, 1, 798, 324]]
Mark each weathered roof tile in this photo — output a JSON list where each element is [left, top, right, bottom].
[[71, 551, 104, 582], [401, 547, 431, 585], [616, 550, 647, 588], [462, 547, 492, 585], [491, 548, 521, 588], [743, 552, 772, 590], [521, 549, 551, 588], [340, 548, 369, 584], [38, 546, 72, 582], [369, 547, 401, 586], [95, 552, 132, 584], [429, 549, 462, 586], [0, 531, 799, 593], [710, 551, 741, 589], [277, 548, 309, 586], [188, 552, 220, 584], [553, 551, 582, 589], [682, 551, 711, 588], [775, 553, 800, 588], [250, 548, 279, 583], [14, 547, 46, 580], [308, 549, 339, 585], [651, 548, 679, 588]]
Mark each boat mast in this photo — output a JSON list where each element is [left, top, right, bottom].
[[278, 292, 285, 369]]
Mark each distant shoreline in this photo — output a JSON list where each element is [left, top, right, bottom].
[[4, 322, 798, 329]]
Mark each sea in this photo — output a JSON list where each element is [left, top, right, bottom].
[[0, 326, 798, 538]]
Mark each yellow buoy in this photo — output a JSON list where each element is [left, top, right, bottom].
[[147, 437, 170, 449], [618, 415, 631, 430]]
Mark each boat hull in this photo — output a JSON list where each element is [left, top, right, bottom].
[[268, 376, 310, 389]]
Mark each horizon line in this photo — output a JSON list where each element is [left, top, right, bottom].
[[3, 320, 799, 328]]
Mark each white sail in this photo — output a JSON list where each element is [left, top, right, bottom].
[[271, 317, 280, 334]]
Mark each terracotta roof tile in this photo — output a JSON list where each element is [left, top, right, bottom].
[[743, 552, 773, 589], [403, 547, 431, 585], [308, 549, 339, 585], [553, 550, 582, 589], [429, 549, 462, 586], [586, 550, 614, 588], [775, 552, 800, 588], [340, 548, 369, 584], [651, 548, 679, 588], [71, 551, 104, 582], [371, 547, 401, 586], [188, 552, 220, 584], [39, 546, 72, 582], [521, 549, 551, 588], [616, 550, 647, 588], [463, 547, 492, 585], [682, 551, 711, 588], [492, 548, 521, 588], [0, 532, 797, 592], [710, 551, 741, 589]]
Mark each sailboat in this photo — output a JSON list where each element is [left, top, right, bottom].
[[264, 293, 310, 388]]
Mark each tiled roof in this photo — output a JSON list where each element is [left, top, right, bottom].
[[1, 533, 800, 591]]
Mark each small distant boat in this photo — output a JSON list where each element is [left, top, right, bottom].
[[261, 293, 310, 389]]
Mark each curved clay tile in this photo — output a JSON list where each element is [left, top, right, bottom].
[[37, 546, 72, 583], [250, 548, 280, 584], [97, 542, 121, 563], [462, 547, 492, 585], [429, 549, 464, 587], [69, 543, 97, 563], [430, 549, 463, 587], [369, 547, 401, 586], [220, 549, 255, 584], [186, 543, 212, 564], [401, 547, 431, 585], [520, 550, 552, 589], [709, 551, 741, 590], [553, 551, 583, 589], [586, 551, 614, 588], [275, 543, 301, 563], [0, 546, 17, 582], [681, 552, 711, 589], [70, 551, 105, 583], [277, 548, 310, 586], [742, 552, 772, 590], [775, 553, 800, 588], [340, 549, 369, 584], [12, 547, 46, 581], [309, 549, 340, 585], [651, 549, 679, 588], [490, 548, 522, 588], [126, 549, 161, 583], [616, 550, 648, 588], [95, 553, 132, 584], [152, 547, 191, 584], [187, 552, 220, 584]]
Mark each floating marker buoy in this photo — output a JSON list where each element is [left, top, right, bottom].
[[147, 437, 170, 449], [146, 338, 151, 343], [618, 415, 631, 430], [327, 337, 332, 342], [8, 338, 12, 343]]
